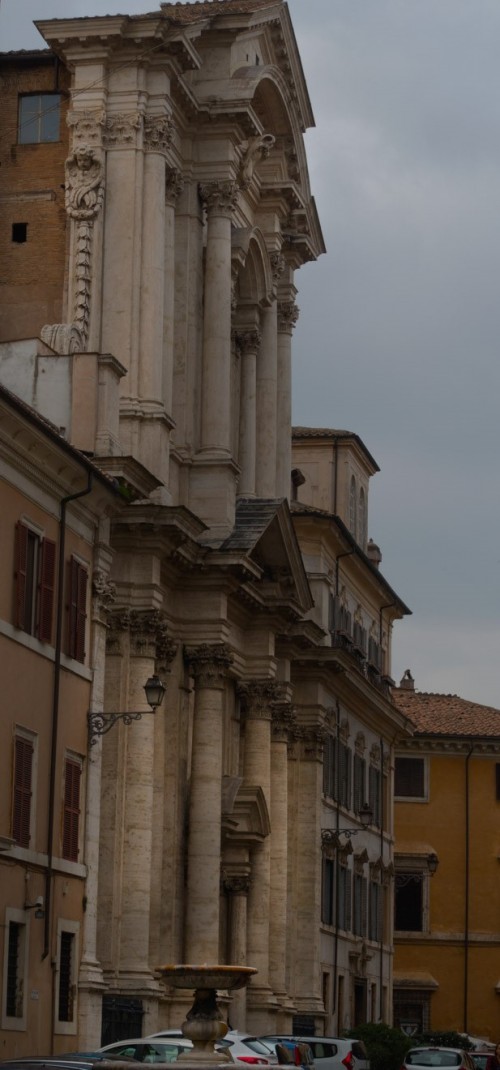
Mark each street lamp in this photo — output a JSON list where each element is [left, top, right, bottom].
[[321, 802, 374, 845], [88, 674, 166, 747]]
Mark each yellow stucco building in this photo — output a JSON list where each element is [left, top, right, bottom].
[[392, 672, 500, 1042]]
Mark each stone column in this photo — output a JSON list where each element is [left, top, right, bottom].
[[236, 329, 261, 498], [269, 698, 296, 1016], [163, 167, 184, 418], [198, 181, 239, 455], [293, 727, 327, 1018], [238, 680, 280, 1028], [255, 300, 278, 499], [119, 611, 166, 987], [184, 644, 233, 962], [222, 872, 251, 1029], [276, 301, 299, 500], [78, 550, 115, 1049]]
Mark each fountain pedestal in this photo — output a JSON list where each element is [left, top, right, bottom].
[[156, 965, 257, 1066]]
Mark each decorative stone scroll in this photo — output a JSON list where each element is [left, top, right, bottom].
[[41, 144, 104, 354], [165, 167, 184, 206], [92, 570, 116, 625], [237, 679, 282, 721], [277, 300, 299, 335], [199, 180, 239, 217], [144, 115, 174, 153], [270, 251, 286, 284], [184, 643, 233, 689], [238, 133, 275, 189]]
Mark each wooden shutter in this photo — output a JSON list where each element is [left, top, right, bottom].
[[12, 736, 33, 847], [38, 537, 56, 643], [63, 759, 81, 861], [68, 557, 88, 662], [14, 522, 28, 629]]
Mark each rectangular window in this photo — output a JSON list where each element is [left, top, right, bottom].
[[14, 522, 56, 643], [6, 923, 23, 1018], [12, 736, 34, 848], [58, 931, 75, 1022], [67, 557, 88, 663], [395, 756, 426, 799], [62, 759, 81, 862], [323, 734, 336, 798], [18, 93, 61, 144], [369, 765, 381, 827], [395, 872, 424, 932], [339, 742, 352, 810], [353, 874, 367, 936], [321, 857, 334, 926], [2, 910, 28, 1030], [369, 881, 381, 942], [338, 863, 351, 932], [353, 754, 366, 814]]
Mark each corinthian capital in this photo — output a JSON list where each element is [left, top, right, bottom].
[[184, 643, 233, 689], [234, 329, 262, 358], [129, 609, 170, 659], [199, 180, 239, 217], [144, 115, 174, 154], [277, 301, 299, 334], [237, 679, 282, 721]]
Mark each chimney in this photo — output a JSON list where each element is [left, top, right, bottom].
[[399, 669, 415, 691]]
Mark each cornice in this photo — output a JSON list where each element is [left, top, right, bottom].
[[396, 737, 500, 755]]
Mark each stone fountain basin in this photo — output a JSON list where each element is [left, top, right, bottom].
[[157, 965, 257, 991]]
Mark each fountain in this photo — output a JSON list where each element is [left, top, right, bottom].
[[157, 965, 257, 1065]]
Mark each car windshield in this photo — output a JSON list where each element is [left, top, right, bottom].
[[407, 1053, 462, 1067]]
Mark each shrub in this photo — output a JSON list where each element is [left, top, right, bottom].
[[345, 1022, 413, 1070]]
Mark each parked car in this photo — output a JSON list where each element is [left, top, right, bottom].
[[471, 1055, 493, 1070], [274, 1040, 315, 1069], [148, 1030, 276, 1066], [401, 1049, 477, 1069], [99, 1038, 193, 1063], [260, 1037, 369, 1070]]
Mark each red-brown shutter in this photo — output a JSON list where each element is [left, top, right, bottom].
[[12, 736, 33, 848], [62, 759, 81, 861], [14, 522, 28, 630], [67, 558, 87, 663], [38, 537, 56, 643]]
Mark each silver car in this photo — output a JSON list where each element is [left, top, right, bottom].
[[260, 1036, 370, 1070]]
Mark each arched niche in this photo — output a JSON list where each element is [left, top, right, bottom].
[[235, 226, 274, 309]]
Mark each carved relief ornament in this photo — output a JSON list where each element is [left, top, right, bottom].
[[234, 329, 262, 359], [222, 874, 251, 896], [270, 251, 286, 283], [67, 109, 105, 145], [277, 300, 299, 334], [102, 112, 141, 147], [238, 133, 275, 189], [301, 726, 328, 761], [144, 115, 174, 153], [165, 167, 184, 206], [237, 679, 282, 721], [184, 643, 233, 689], [271, 700, 296, 742], [92, 570, 116, 621], [199, 180, 239, 217]]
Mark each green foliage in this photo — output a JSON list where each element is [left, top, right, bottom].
[[345, 1022, 413, 1070], [412, 1032, 474, 1052]]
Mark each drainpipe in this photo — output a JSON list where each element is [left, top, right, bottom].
[[379, 738, 384, 1021], [44, 472, 93, 975], [464, 745, 474, 1033]]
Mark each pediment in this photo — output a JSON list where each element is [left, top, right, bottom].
[[223, 783, 271, 846]]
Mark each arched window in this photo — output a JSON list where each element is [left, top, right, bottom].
[[359, 487, 366, 549], [349, 475, 357, 537]]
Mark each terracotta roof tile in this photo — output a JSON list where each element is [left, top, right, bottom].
[[160, 0, 280, 24], [392, 688, 500, 738]]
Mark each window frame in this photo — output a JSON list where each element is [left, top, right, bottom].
[[394, 755, 428, 802], [12, 729, 37, 850], [54, 919, 79, 1035], [14, 520, 56, 644], [18, 92, 62, 145], [67, 555, 89, 663], [62, 755, 83, 863], [321, 856, 334, 926], [1, 908, 29, 1031], [394, 863, 431, 934]]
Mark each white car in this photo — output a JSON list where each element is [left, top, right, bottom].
[[146, 1030, 276, 1065], [99, 1037, 193, 1063], [402, 1049, 476, 1069], [260, 1036, 370, 1070]]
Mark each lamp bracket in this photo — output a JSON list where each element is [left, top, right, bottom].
[[88, 709, 154, 747]]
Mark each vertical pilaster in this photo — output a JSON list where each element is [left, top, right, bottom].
[[238, 680, 280, 1029], [293, 727, 328, 1017], [269, 698, 296, 1017], [184, 644, 233, 961], [276, 301, 299, 500], [164, 168, 184, 417], [236, 329, 261, 498], [222, 873, 251, 1029], [256, 301, 278, 499]]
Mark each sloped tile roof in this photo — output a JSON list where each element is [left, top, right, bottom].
[[160, 0, 280, 23], [221, 498, 284, 552], [392, 688, 500, 738]]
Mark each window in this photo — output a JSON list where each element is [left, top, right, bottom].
[[395, 756, 426, 799], [2, 909, 28, 1030], [62, 758, 82, 862], [349, 475, 357, 537], [395, 872, 424, 932], [353, 873, 367, 936], [337, 861, 351, 931], [18, 93, 61, 144], [14, 522, 56, 642], [368, 765, 381, 827], [55, 921, 79, 1034], [323, 734, 336, 798], [339, 742, 352, 809], [358, 487, 366, 548], [321, 857, 334, 925], [353, 754, 366, 814], [369, 880, 381, 942], [393, 990, 431, 1036], [67, 557, 88, 662], [12, 735, 34, 848], [12, 223, 28, 244]]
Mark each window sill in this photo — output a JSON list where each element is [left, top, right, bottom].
[[0, 619, 92, 680]]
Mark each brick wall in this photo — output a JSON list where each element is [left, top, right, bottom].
[[0, 54, 70, 341]]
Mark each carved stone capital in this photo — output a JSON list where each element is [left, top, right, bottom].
[[92, 570, 116, 620], [222, 874, 251, 896], [199, 180, 239, 217], [106, 609, 131, 655], [144, 115, 174, 154], [102, 112, 141, 148], [165, 167, 184, 206], [300, 726, 327, 761], [237, 679, 282, 721], [67, 109, 105, 146], [271, 702, 296, 742], [129, 609, 168, 659], [277, 300, 299, 335], [184, 643, 233, 689], [234, 329, 262, 359], [270, 252, 286, 283]]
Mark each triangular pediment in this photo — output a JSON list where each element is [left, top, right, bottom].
[[223, 784, 271, 845]]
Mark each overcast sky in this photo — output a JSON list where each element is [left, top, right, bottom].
[[2, 0, 500, 706]]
